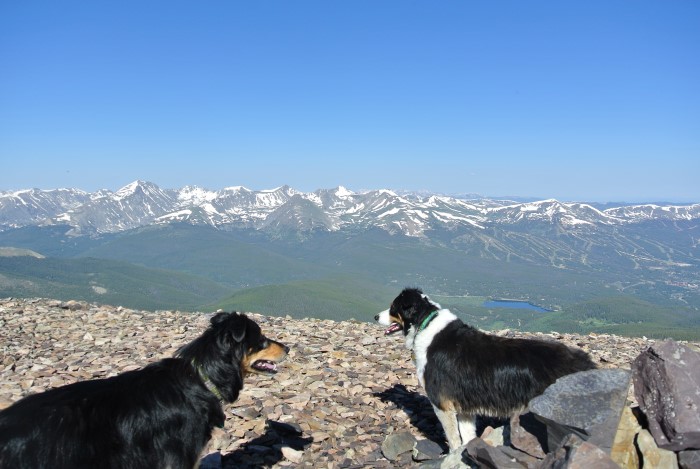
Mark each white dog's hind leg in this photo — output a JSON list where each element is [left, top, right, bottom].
[[433, 405, 462, 451], [457, 414, 477, 444]]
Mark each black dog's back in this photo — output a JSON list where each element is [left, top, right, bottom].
[[0, 358, 223, 469]]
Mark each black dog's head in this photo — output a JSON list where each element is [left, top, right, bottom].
[[375, 288, 441, 336], [177, 312, 289, 402]]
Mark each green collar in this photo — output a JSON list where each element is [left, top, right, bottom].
[[193, 361, 224, 402], [418, 311, 438, 333], [191, 360, 226, 429]]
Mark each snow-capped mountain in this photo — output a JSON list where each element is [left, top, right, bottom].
[[604, 203, 700, 221], [489, 200, 620, 227], [0, 187, 91, 228], [1, 180, 698, 236]]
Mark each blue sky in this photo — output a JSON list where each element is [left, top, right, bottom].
[[1, 1, 698, 202]]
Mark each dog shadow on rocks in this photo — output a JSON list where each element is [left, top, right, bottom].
[[220, 420, 313, 469], [374, 384, 449, 450], [374, 384, 510, 452]]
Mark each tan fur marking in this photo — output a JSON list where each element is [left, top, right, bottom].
[[243, 342, 288, 375], [389, 313, 404, 327], [438, 397, 460, 412]]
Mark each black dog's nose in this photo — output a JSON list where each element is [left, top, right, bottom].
[[374, 314, 379, 321], [283, 345, 290, 354]]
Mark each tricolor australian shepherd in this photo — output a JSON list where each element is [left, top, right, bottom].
[[376, 288, 596, 450], [0, 312, 288, 469]]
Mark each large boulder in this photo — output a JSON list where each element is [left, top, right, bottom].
[[633, 340, 700, 451], [528, 368, 631, 453]]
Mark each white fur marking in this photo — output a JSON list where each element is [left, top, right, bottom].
[[410, 309, 458, 387], [376, 309, 391, 326], [433, 405, 462, 450], [421, 293, 441, 309], [457, 415, 477, 445]]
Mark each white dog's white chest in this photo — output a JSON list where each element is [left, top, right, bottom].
[[409, 310, 458, 388]]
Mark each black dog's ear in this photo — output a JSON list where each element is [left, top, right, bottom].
[[210, 312, 231, 326], [228, 312, 248, 343], [210, 312, 247, 343]]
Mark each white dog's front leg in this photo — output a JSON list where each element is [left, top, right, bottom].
[[433, 405, 462, 451], [457, 414, 477, 444]]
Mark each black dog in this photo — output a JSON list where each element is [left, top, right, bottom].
[[376, 288, 596, 450], [0, 312, 288, 469]]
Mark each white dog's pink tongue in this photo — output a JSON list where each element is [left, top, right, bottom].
[[385, 323, 401, 335]]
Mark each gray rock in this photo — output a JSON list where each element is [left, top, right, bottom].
[[636, 429, 679, 468], [529, 368, 631, 453], [413, 439, 444, 461], [678, 450, 700, 469], [61, 300, 85, 310], [540, 434, 619, 469], [481, 425, 505, 447], [510, 411, 547, 458], [633, 340, 700, 451], [280, 446, 304, 463], [418, 444, 472, 469], [381, 431, 418, 461], [464, 438, 523, 468], [498, 446, 541, 469], [230, 406, 260, 420], [198, 452, 222, 469]]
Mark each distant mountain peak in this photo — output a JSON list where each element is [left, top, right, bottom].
[[115, 180, 149, 197], [1, 181, 698, 237], [222, 186, 251, 192], [334, 186, 354, 197]]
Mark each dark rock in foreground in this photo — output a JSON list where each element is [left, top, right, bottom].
[[633, 340, 700, 452], [528, 368, 631, 453]]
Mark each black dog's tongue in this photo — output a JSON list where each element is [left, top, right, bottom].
[[385, 323, 401, 335]]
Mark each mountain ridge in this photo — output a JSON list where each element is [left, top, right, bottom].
[[2, 180, 699, 237]]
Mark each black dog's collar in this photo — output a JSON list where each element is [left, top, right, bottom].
[[192, 360, 224, 403], [417, 311, 438, 333]]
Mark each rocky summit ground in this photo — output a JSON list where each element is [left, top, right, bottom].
[[1, 298, 694, 468]]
